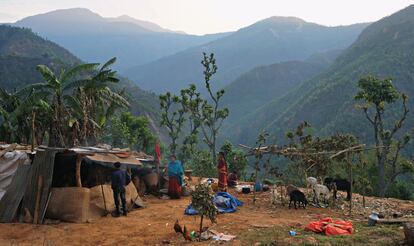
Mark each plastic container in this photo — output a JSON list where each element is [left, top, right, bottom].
[[368, 212, 379, 226], [255, 182, 263, 192], [242, 187, 251, 194]]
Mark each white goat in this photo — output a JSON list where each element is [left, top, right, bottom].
[[270, 187, 279, 205], [312, 184, 330, 206]]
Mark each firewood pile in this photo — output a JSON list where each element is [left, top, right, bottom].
[[331, 192, 414, 219]]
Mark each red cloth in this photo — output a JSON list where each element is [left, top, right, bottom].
[[218, 159, 228, 191], [155, 143, 161, 163], [168, 176, 182, 199], [305, 217, 353, 236]]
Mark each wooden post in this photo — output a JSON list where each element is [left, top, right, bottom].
[[253, 164, 259, 204], [347, 153, 353, 216], [156, 159, 160, 190], [33, 175, 43, 224], [199, 214, 204, 241], [31, 111, 36, 152], [75, 154, 82, 187]]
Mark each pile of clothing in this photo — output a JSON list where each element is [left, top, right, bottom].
[[185, 192, 243, 215], [305, 217, 353, 236]]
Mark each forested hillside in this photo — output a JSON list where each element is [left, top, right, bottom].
[[221, 49, 341, 126], [0, 25, 161, 129], [227, 5, 414, 146], [0, 25, 79, 90]]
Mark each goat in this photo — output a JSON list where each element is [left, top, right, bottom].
[[324, 177, 351, 200], [286, 184, 299, 196], [312, 184, 330, 206], [289, 190, 308, 209], [270, 187, 279, 205]]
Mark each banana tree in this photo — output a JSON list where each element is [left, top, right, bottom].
[[63, 58, 129, 146], [22, 62, 98, 147], [0, 87, 51, 144]]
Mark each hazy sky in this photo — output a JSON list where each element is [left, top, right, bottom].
[[1, 0, 413, 35]]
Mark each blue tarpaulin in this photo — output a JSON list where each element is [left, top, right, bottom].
[[185, 192, 243, 215]]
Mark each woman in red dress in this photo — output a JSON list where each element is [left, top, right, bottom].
[[217, 152, 228, 192]]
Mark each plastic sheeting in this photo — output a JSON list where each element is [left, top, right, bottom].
[[0, 151, 29, 201], [0, 151, 31, 222], [185, 192, 243, 215], [305, 217, 353, 236]]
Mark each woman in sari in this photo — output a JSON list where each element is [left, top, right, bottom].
[[217, 152, 228, 192], [168, 155, 184, 199]]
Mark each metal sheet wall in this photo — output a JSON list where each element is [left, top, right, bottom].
[[21, 149, 60, 224]]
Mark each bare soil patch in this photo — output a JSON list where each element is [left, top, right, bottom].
[[0, 189, 412, 245]]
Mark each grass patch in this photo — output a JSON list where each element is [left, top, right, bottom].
[[238, 222, 405, 246]]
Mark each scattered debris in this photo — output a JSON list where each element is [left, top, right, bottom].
[[212, 232, 236, 241], [250, 224, 273, 228]]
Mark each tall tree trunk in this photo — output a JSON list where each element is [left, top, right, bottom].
[[347, 153, 353, 215], [378, 156, 386, 197]]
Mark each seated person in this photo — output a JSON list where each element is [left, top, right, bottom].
[[228, 170, 238, 187]]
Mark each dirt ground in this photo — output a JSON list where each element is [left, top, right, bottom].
[[0, 188, 411, 246]]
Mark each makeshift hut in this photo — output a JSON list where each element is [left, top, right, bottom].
[[0, 145, 153, 224]]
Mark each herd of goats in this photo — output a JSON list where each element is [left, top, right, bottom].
[[271, 177, 351, 209]]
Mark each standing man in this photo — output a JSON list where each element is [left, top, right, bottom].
[[111, 162, 130, 217]]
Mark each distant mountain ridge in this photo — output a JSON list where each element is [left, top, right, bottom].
[[13, 8, 231, 70], [124, 17, 369, 93], [106, 15, 185, 34]]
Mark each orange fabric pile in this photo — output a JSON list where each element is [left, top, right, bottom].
[[305, 217, 353, 236]]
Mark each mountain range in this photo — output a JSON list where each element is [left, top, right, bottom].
[[13, 8, 230, 70], [3, 5, 414, 152], [225, 4, 414, 146], [124, 18, 369, 93]]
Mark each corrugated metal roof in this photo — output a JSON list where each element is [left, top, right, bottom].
[[84, 153, 142, 166]]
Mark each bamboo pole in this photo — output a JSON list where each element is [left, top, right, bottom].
[[33, 175, 43, 224], [31, 111, 36, 152], [75, 154, 82, 187], [347, 152, 353, 216], [239, 143, 383, 158]]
